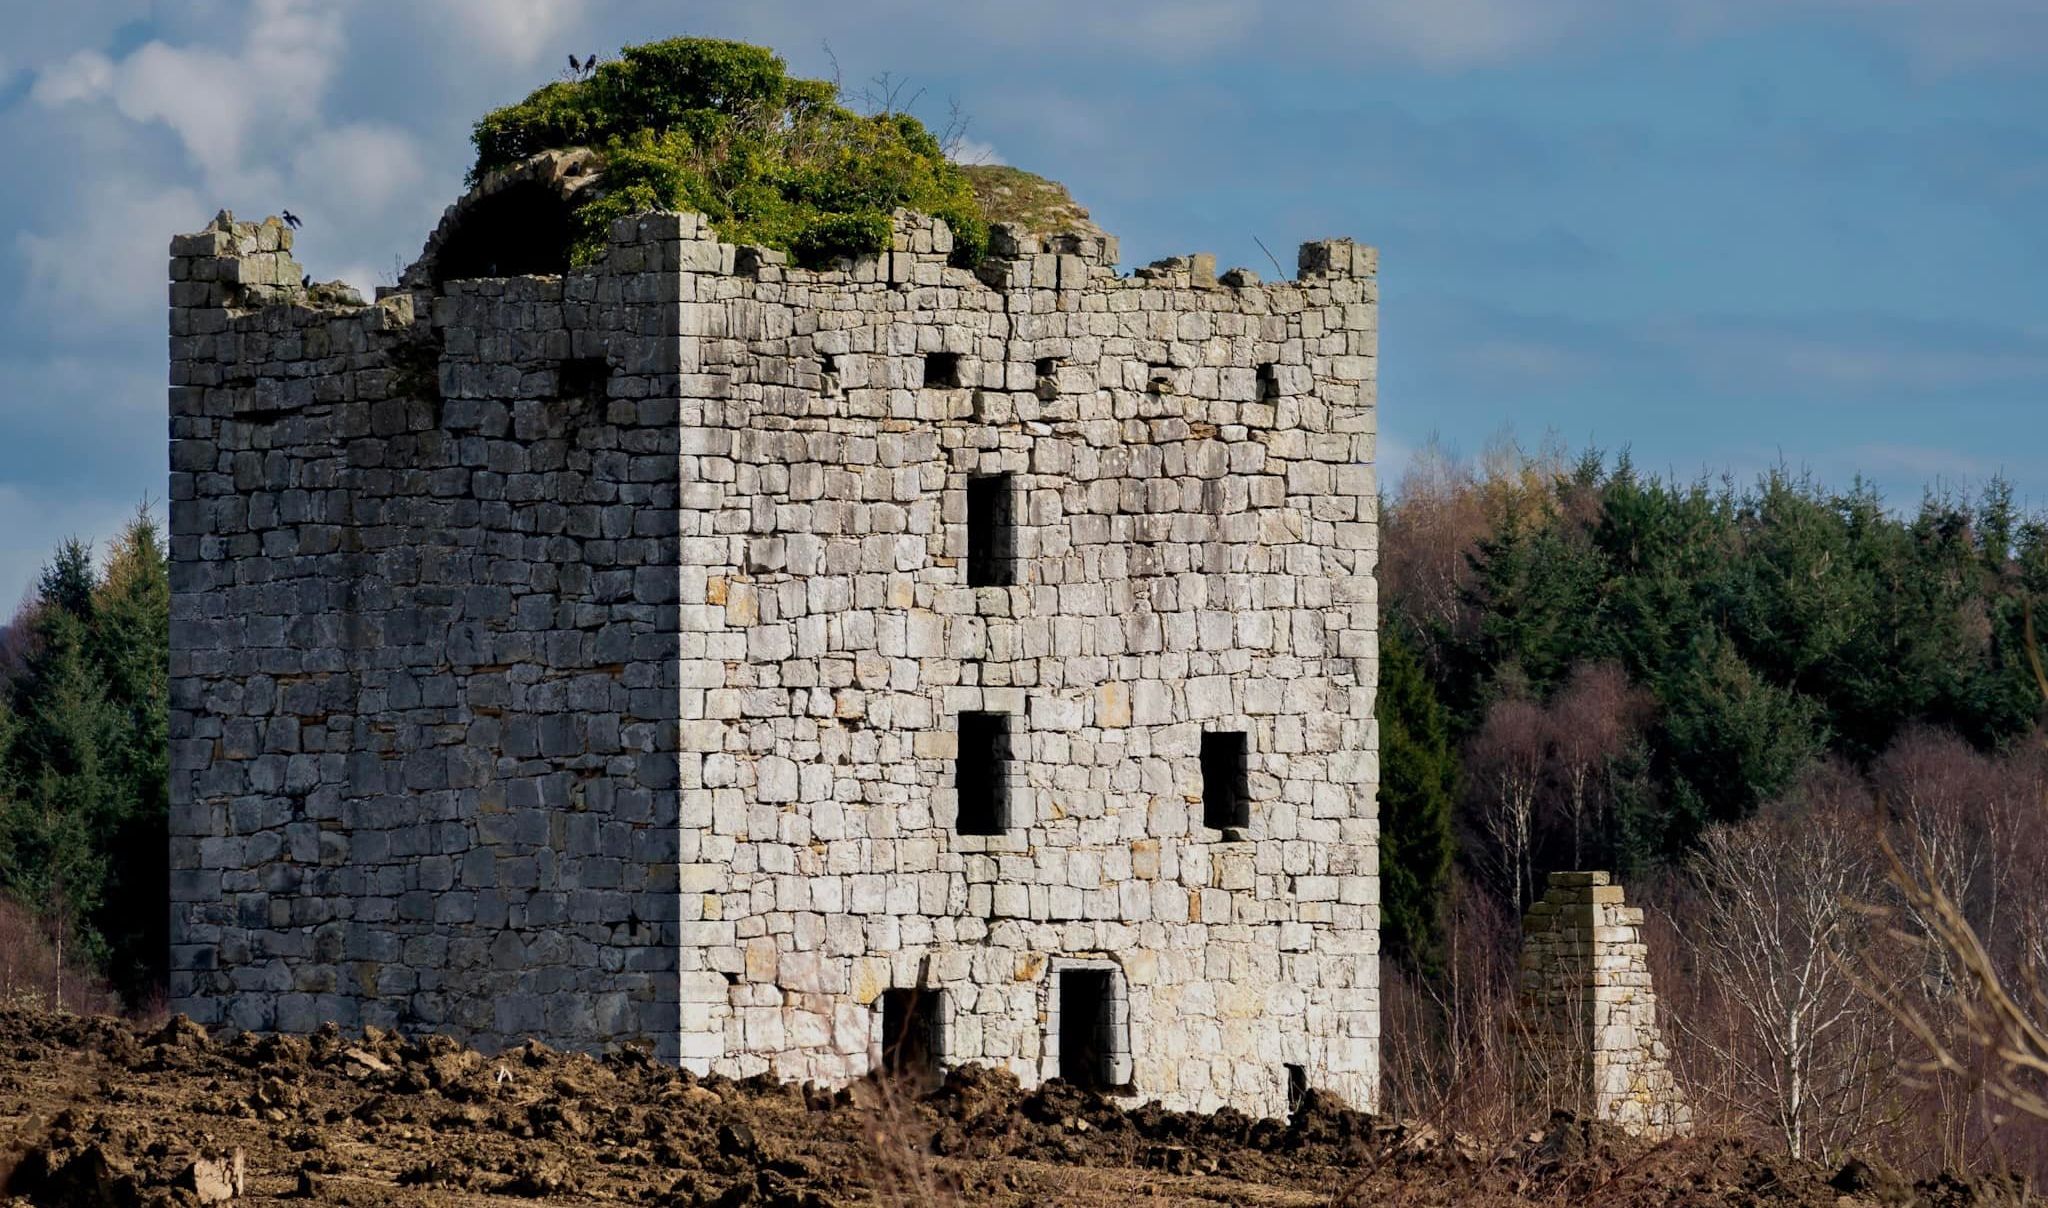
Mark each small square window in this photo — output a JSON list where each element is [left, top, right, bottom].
[[1035, 356, 1059, 378], [1256, 363, 1280, 401], [967, 474, 1016, 588], [558, 356, 609, 404], [1201, 731, 1250, 831], [924, 351, 965, 389], [956, 712, 1011, 835]]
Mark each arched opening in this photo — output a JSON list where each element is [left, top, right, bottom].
[[430, 181, 578, 284]]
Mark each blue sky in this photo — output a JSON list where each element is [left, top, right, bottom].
[[3, 0, 2046, 606]]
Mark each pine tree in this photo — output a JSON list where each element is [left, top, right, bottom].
[[1376, 623, 1459, 975], [0, 517, 172, 1003], [91, 513, 171, 1000]]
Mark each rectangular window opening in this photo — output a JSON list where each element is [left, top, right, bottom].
[[966, 474, 1016, 588], [1286, 1063, 1309, 1115], [1201, 731, 1251, 831], [955, 712, 1010, 835], [1256, 362, 1280, 401], [924, 351, 965, 389], [1035, 356, 1060, 378], [1058, 969, 1120, 1091], [819, 353, 840, 398], [558, 356, 610, 404], [880, 987, 943, 1083]]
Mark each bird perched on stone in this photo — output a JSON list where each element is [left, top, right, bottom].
[[300, 274, 311, 288], [281, 210, 302, 230]]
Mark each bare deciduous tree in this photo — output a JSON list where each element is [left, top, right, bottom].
[[1467, 698, 1546, 911], [1545, 661, 1645, 868], [1683, 782, 1898, 1162]]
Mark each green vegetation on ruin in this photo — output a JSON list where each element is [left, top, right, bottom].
[[469, 37, 989, 269], [958, 164, 1103, 238]]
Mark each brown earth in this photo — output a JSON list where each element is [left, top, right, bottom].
[[0, 1005, 2029, 1207]]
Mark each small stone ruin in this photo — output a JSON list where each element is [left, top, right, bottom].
[[1518, 871, 1691, 1138]]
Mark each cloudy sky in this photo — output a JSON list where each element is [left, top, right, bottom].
[[3, 0, 2047, 605]]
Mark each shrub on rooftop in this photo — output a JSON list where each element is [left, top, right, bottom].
[[469, 37, 988, 269]]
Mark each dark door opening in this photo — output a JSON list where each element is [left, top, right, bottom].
[[1286, 1063, 1309, 1114], [880, 988, 942, 1081], [1059, 969, 1115, 1090]]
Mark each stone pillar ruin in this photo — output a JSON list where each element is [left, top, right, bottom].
[[1518, 871, 1690, 1138]]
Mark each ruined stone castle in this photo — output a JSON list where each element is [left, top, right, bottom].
[[166, 154, 1382, 1116]]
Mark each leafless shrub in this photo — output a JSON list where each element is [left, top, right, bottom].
[[1378, 875, 1582, 1139], [0, 895, 117, 1016]]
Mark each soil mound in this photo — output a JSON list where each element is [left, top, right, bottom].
[[0, 1005, 2024, 1205]]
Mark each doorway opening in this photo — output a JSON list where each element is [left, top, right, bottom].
[[1059, 968, 1118, 1090], [879, 987, 943, 1082]]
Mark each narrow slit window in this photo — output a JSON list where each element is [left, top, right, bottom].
[[924, 351, 964, 389], [955, 712, 1010, 835], [819, 353, 840, 397], [1286, 1063, 1309, 1114], [1201, 730, 1250, 831], [1058, 969, 1122, 1091], [880, 987, 943, 1081], [966, 474, 1016, 587]]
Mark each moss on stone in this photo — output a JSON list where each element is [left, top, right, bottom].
[[470, 38, 988, 269]]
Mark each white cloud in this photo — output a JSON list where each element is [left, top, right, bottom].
[[0, 0, 147, 82], [291, 123, 430, 216], [15, 0, 438, 327], [436, 0, 587, 65], [30, 50, 114, 105], [16, 177, 208, 325], [32, 0, 344, 191]]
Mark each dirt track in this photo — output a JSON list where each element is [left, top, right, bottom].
[[0, 1006, 2027, 1206]]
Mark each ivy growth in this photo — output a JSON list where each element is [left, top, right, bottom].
[[470, 38, 989, 269]]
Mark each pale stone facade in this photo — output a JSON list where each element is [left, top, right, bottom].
[[1519, 871, 1691, 1137], [167, 161, 1381, 1116]]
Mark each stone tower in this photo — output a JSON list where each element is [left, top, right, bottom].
[[166, 155, 1381, 1116]]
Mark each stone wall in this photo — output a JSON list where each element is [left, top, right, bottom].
[[1518, 871, 1690, 1137], [168, 209, 686, 1052], [169, 177, 1381, 1117]]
